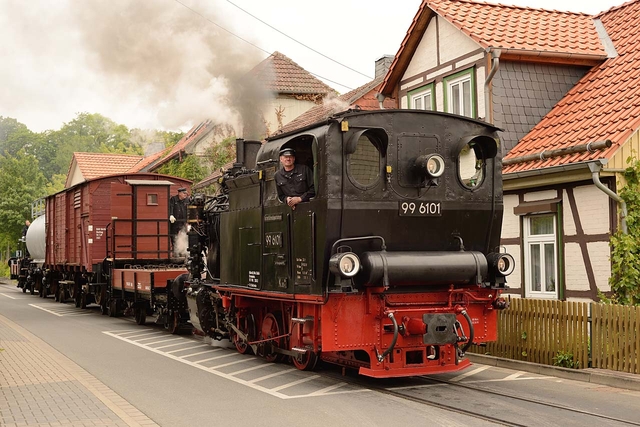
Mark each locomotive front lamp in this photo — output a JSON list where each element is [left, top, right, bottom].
[[416, 154, 445, 178], [495, 253, 515, 276], [329, 252, 361, 278]]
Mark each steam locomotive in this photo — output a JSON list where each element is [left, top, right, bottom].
[[15, 109, 513, 378], [182, 109, 513, 378]]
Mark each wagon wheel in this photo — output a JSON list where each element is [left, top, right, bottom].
[[58, 287, 65, 303], [95, 287, 108, 315], [134, 306, 147, 325], [260, 312, 285, 363], [22, 285, 27, 294], [108, 299, 118, 317], [292, 349, 318, 371], [165, 310, 179, 334], [233, 313, 256, 355], [54, 287, 60, 302], [74, 290, 82, 308], [80, 293, 87, 309]]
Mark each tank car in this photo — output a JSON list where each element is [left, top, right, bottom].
[[36, 173, 193, 331], [184, 109, 514, 378], [12, 201, 46, 294]]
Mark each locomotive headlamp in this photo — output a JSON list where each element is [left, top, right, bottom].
[[329, 252, 361, 278], [416, 154, 445, 178], [495, 253, 515, 276]]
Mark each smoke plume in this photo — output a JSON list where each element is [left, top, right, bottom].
[[0, 0, 272, 134]]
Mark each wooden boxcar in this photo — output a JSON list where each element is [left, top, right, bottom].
[[42, 173, 191, 316]]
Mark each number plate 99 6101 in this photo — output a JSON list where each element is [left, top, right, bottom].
[[399, 201, 442, 216]]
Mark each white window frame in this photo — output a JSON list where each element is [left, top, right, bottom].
[[410, 87, 433, 111], [445, 71, 474, 118], [523, 214, 559, 299]]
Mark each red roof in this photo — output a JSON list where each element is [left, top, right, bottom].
[[381, 0, 608, 96], [275, 77, 397, 135], [427, 0, 605, 57], [69, 152, 143, 181], [249, 51, 336, 95], [504, 0, 640, 173], [150, 121, 214, 170]]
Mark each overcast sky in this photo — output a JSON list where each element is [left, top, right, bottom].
[[0, 0, 625, 133]]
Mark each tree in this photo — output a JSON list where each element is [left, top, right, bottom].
[[609, 156, 640, 305], [156, 155, 207, 183], [0, 151, 49, 255], [46, 113, 143, 176]]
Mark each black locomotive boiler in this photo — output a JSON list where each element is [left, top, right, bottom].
[[184, 109, 513, 378]]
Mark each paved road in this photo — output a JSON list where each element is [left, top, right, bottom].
[[2, 279, 640, 426]]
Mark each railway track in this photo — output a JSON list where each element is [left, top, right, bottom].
[[324, 369, 640, 426]]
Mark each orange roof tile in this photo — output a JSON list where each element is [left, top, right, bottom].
[[71, 152, 143, 180], [427, 0, 606, 57], [130, 147, 171, 172], [150, 120, 214, 170], [381, 0, 608, 96], [504, 0, 640, 173], [249, 51, 336, 95]]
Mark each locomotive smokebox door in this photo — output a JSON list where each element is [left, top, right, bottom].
[[422, 313, 457, 345]]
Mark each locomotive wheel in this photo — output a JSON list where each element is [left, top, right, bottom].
[[260, 312, 285, 363], [233, 314, 256, 355], [134, 307, 147, 325], [292, 349, 318, 371]]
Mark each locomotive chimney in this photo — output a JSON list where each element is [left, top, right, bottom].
[[234, 138, 245, 168]]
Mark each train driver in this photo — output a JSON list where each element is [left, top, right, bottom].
[[275, 148, 315, 210]]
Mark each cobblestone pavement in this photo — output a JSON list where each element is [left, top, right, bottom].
[[0, 313, 158, 427]]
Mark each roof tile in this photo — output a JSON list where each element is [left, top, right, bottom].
[[248, 51, 336, 95], [427, 0, 606, 57], [504, 0, 640, 174]]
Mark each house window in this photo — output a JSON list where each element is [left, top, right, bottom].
[[408, 84, 434, 110], [147, 194, 158, 205], [444, 69, 475, 118], [523, 214, 558, 298]]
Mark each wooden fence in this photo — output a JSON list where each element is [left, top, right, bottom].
[[469, 299, 640, 374]]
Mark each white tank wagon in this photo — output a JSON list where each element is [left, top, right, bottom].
[[25, 214, 46, 266]]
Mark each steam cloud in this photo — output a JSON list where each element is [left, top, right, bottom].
[[0, 0, 273, 134]]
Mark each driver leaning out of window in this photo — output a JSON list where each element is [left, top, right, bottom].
[[275, 148, 315, 209]]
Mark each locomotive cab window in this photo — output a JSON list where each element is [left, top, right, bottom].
[[457, 135, 497, 189], [346, 129, 387, 189]]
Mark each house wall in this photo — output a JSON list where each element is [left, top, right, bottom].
[[500, 181, 613, 301], [492, 61, 590, 154], [263, 96, 317, 135], [607, 128, 640, 171], [398, 16, 486, 119], [67, 164, 84, 188]]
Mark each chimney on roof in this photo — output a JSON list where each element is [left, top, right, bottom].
[[375, 55, 394, 79]]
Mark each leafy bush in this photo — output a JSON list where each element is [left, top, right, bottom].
[[609, 156, 640, 305], [553, 351, 579, 369]]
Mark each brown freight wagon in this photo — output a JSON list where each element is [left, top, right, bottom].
[[42, 173, 191, 319]]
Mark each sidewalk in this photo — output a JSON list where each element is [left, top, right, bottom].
[[0, 310, 159, 426]]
